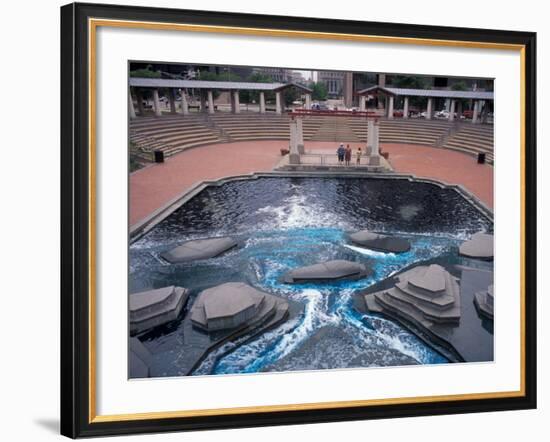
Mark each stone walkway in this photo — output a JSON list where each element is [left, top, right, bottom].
[[130, 140, 493, 226]]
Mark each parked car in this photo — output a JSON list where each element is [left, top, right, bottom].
[[393, 110, 404, 118], [462, 109, 474, 119]]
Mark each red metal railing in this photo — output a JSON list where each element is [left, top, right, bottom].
[[289, 108, 380, 119]]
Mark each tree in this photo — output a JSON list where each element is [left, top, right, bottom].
[[283, 87, 300, 106], [451, 81, 469, 109], [388, 75, 428, 109], [129, 65, 161, 78], [241, 73, 273, 103], [390, 75, 427, 89], [309, 82, 328, 101]]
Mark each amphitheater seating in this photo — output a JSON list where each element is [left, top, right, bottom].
[[349, 119, 452, 145], [129, 112, 494, 166], [442, 124, 494, 164], [129, 115, 220, 159], [208, 113, 324, 141]]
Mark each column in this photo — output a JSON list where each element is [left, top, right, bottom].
[[259, 91, 266, 114], [343, 72, 353, 108], [387, 96, 394, 119], [207, 90, 215, 114], [129, 89, 136, 119], [366, 119, 374, 156], [305, 93, 311, 109], [296, 118, 304, 154], [233, 91, 240, 114], [289, 120, 300, 165], [180, 89, 189, 115], [230, 91, 236, 113], [359, 95, 366, 112], [275, 91, 282, 114], [152, 89, 161, 117], [449, 99, 456, 122], [403, 96, 409, 119], [426, 98, 433, 120], [168, 89, 177, 114], [472, 100, 480, 124], [369, 120, 381, 166], [135, 89, 145, 115], [200, 92, 207, 113]]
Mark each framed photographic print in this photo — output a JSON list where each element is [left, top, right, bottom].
[[60, 2, 537, 438]]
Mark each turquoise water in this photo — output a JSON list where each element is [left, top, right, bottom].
[[190, 228, 452, 375]]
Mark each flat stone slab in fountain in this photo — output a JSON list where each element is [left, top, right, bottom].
[[161, 237, 237, 263], [358, 261, 494, 363], [130, 285, 189, 335], [283, 259, 370, 283], [408, 264, 447, 294], [474, 284, 494, 319], [350, 230, 411, 253], [459, 232, 493, 260], [191, 282, 271, 332], [129, 337, 152, 378]]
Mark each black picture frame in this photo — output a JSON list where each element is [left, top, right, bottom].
[[60, 2, 537, 438]]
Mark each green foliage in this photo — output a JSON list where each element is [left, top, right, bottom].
[[388, 75, 428, 108], [240, 73, 274, 103], [283, 87, 300, 106], [198, 70, 242, 82], [450, 81, 469, 108], [390, 75, 427, 89], [451, 81, 468, 91], [130, 66, 161, 78], [309, 82, 328, 101]]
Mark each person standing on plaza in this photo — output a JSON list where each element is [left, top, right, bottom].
[[356, 147, 362, 165], [344, 144, 352, 166], [337, 143, 345, 165]]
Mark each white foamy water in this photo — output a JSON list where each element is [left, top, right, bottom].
[[256, 194, 350, 231], [343, 244, 397, 258]]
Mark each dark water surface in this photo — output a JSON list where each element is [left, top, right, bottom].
[[130, 177, 492, 376]]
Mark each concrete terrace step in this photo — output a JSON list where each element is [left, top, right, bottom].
[[445, 139, 493, 152]]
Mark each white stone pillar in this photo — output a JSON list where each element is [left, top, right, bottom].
[[305, 93, 311, 109], [233, 91, 240, 114], [168, 89, 177, 114], [388, 96, 394, 119], [403, 96, 409, 119], [129, 89, 136, 119], [472, 100, 480, 124], [180, 89, 189, 115], [200, 93, 208, 113], [275, 91, 282, 114], [296, 118, 304, 154], [152, 89, 161, 117], [426, 98, 433, 120], [230, 91, 236, 113], [289, 120, 300, 164], [259, 91, 266, 114], [359, 95, 366, 112], [369, 120, 381, 166], [366, 119, 374, 156], [449, 99, 456, 122], [207, 90, 215, 114]]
